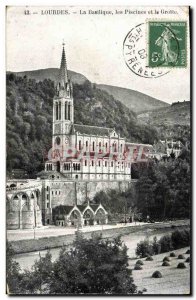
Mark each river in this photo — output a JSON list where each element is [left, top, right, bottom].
[[14, 227, 178, 270]]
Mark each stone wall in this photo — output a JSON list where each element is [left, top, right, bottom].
[[46, 179, 133, 207]]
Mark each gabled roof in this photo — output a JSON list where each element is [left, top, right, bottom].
[[76, 205, 87, 213], [89, 204, 99, 212], [73, 124, 115, 137], [53, 203, 107, 215]]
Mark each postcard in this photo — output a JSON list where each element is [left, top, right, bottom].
[[6, 6, 191, 295]]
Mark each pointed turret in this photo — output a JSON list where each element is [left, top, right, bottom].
[[59, 43, 68, 86], [56, 43, 72, 97]]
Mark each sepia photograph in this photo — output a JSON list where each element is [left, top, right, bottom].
[[6, 5, 191, 295]]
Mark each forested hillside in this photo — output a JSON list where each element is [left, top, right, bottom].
[[137, 101, 191, 147], [6, 73, 158, 177]]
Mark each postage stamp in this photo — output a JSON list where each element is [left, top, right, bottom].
[[148, 21, 187, 68]]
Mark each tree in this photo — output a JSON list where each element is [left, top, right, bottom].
[[18, 234, 138, 295], [19, 251, 53, 294], [6, 241, 22, 294], [49, 233, 137, 294]]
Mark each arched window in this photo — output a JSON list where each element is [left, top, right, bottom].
[[113, 142, 117, 152], [92, 160, 94, 167], [79, 140, 82, 150], [85, 160, 87, 166], [120, 144, 123, 152], [59, 102, 61, 120], [56, 102, 58, 120], [92, 141, 95, 151], [105, 161, 107, 167], [10, 183, 16, 188], [86, 141, 88, 150], [55, 136, 61, 145], [65, 102, 67, 120], [68, 104, 71, 120], [105, 142, 108, 151], [99, 142, 102, 152]]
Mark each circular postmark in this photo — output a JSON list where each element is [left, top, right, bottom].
[[123, 23, 170, 78]]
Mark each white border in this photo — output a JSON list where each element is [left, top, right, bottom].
[[1, 1, 195, 299]]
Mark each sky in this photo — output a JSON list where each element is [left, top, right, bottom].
[[6, 6, 190, 104]]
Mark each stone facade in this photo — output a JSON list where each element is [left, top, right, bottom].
[[6, 176, 136, 227], [6, 180, 42, 229]]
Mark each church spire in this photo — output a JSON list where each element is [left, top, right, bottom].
[[58, 42, 68, 89]]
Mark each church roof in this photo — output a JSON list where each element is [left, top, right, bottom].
[[73, 124, 114, 137]]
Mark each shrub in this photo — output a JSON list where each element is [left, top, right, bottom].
[[163, 256, 170, 262], [159, 235, 173, 253], [134, 264, 143, 270], [146, 256, 153, 261], [177, 262, 186, 269], [136, 239, 154, 258], [186, 257, 190, 263], [178, 254, 185, 259], [162, 261, 170, 266], [186, 249, 190, 254], [152, 271, 162, 278], [171, 229, 190, 249], [170, 252, 176, 257], [136, 260, 144, 266], [152, 236, 161, 255]]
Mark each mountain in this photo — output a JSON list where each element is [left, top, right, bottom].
[[10, 68, 88, 85], [97, 84, 169, 113], [9, 68, 168, 113], [137, 101, 190, 126]]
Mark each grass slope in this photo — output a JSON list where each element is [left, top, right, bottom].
[[98, 84, 169, 113], [137, 101, 190, 126]]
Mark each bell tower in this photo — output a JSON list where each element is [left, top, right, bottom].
[[52, 43, 74, 151]]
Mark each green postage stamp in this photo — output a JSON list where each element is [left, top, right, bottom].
[[148, 21, 187, 68]]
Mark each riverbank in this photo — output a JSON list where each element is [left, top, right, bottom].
[[9, 219, 190, 254]]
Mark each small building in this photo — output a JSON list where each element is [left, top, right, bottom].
[[153, 139, 183, 159], [52, 203, 108, 227]]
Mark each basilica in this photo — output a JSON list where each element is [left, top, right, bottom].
[[45, 45, 151, 181]]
